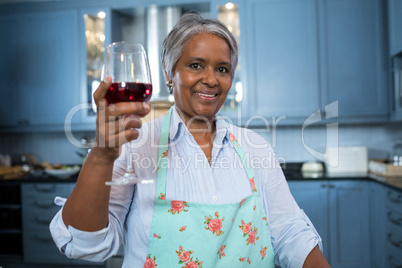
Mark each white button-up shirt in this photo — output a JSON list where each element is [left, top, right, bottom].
[[50, 108, 322, 267]]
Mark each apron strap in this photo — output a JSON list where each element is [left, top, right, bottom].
[[155, 107, 256, 198]]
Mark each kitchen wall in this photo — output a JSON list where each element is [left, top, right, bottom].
[[1, 122, 401, 165]]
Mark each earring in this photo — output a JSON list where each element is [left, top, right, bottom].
[[166, 81, 173, 94]]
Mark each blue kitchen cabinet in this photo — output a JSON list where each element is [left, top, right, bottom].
[[383, 184, 402, 267], [75, 7, 111, 128], [19, 10, 80, 127], [245, 0, 321, 123], [0, 15, 22, 127], [369, 181, 386, 268], [21, 182, 104, 266], [288, 180, 370, 267], [319, 0, 388, 120], [243, 0, 387, 125], [22, 183, 75, 264], [388, 0, 402, 56], [328, 180, 370, 268], [0, 9, 80, 129], [287, 181, 330, 260]]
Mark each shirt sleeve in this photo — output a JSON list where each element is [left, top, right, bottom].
[[49, 150, 135, 262], [261, 144, 323, 267]]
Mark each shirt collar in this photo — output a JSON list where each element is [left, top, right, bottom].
[[169, 107, 230, 145]]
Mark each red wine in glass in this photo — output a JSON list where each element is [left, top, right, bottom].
[[106, 82, 152, 104]]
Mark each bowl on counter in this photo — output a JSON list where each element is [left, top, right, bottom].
[[301, 161, 324, 178], [44, 165, 80, 179]]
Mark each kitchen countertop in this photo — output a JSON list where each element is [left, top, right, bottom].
[[1, 163, 401, 191], [283, 162, 402, 190]]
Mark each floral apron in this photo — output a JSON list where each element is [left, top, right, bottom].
[[144, 107, 275, 268]]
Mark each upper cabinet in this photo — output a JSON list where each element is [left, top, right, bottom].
[[0, 9, 80, 130], [245, 0, 321, 123], [388, 0, 402, 56], [211, 0, 244, 123], [0, 15, 21, 127], [239, 0, 388, 125], [319, 0, 388, 120], [76, 7, 111, 127], [0, 0, 393, 131]]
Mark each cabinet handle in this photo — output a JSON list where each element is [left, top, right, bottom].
[[387, 255, 402, 268], [34, 184, 56, 192], [329, 184, 335, 189], [387, 191, 402, 204], [35, 217, 51, 225], [321, 184, 327, 188], [34, 200, 54, 208], [388, 211, 402, 227], [388, 233, 402, 249]]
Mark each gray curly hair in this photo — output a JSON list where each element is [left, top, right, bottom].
[[161, 12, 238, 81]]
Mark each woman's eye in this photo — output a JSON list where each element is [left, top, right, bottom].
[[189, 63, 201, 69], [218, 67, 229, 73]]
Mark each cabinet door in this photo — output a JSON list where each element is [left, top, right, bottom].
[[288, 181, 329, 260], [320, 0, 388, 118], [0, 15, 21, 127], [19, 10, 79, 126], [245, 0, 321, 121], [328, 180, 370, 267], [389, 0, 402, 56], [76, 7, 111, 127], [21, 183, 73, 264], [369, 181, 386, 268]]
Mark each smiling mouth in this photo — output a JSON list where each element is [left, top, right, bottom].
[[195, 92, 218, 98]]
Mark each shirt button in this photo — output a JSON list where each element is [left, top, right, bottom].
[[212, 196, 218, 201]]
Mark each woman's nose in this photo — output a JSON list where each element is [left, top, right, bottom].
[[202, 67, 218, 87]]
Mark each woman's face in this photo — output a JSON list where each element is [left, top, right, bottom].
[[171, 33, 232, 122]]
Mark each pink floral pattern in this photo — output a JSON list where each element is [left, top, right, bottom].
[[179, 226, 187, 232], [217, 244, 226, 259], [168, 200, 189, 215], [262, 216, 269, 226], [249, 178, 257, 192], [239, 257, 251, 264], [144, 254, 157, 268], [158, 193, 165, 200], [229, 132, 236, 142], [162, 150, 168, 158], [260, 246, 268, 260], [204, 211, 224, 236], [239, 220, 260, 245], [152, 233, 161, 239], [176, 246, 203, 268], [239, 198, 246, 207]]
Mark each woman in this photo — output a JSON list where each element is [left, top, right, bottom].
[[50, 13, 330, 267]]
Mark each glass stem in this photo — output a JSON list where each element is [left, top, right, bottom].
[[126, 146, 134, 174]]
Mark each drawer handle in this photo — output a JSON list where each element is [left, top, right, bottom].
[[388, 233, 402, 249], [34, 184, 56, 192], [34, 200, 54, 208], [35, 217, 51, 225], [388, 255, 402, 268], [387, 191, 402, 204], [388, 211, 402, 227]]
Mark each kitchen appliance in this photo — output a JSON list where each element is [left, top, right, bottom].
[[325, 146, 368, 174], [301, 161, 324, 178]]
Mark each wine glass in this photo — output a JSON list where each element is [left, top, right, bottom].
[[101, 41, 154, 185]]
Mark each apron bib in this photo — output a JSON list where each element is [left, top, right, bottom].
[[144, 107, 275, 267]]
